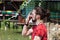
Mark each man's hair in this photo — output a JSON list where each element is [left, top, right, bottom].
[[34, 7, 46, 20]]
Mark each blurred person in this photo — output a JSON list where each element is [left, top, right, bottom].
[[22, 7, 48, 40]]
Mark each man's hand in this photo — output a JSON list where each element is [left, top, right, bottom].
[[26, 15, 32, 24]]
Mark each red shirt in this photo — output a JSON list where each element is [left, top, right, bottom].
[[32, 23, 47, 40]]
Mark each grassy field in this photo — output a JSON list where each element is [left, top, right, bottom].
[[0, 22, 30, 40]]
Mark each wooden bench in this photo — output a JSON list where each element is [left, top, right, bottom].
[[5, 20, 18, 29]]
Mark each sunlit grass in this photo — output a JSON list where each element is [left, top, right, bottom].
[[0, 22, 30, 40]]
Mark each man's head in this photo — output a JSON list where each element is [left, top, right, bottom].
[[30, 7, 46, 21]]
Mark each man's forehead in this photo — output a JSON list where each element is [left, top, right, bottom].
[[31, 10, 36, 14]]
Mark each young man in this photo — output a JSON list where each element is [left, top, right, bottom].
[[22, 7, 47, 40]]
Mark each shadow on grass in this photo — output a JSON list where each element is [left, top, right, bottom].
[[14, 31, 22, 34]]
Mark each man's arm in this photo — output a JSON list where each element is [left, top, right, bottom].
[[22, 25, 33, 36], [22, 25, 28, 36], [34, 36, 41, 40], [26, 28, 33, 36], [22, 12, 33, 36]]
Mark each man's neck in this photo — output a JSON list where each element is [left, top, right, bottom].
[[36, 19, 43, 25]]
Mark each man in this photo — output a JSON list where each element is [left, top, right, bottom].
[[22, 7, 47, 40]]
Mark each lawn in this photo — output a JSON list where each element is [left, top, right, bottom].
[[0, 22, 31, 40]]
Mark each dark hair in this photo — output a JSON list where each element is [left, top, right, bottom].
[[34, 7, 46, 20], [34, 7, 50, 22]]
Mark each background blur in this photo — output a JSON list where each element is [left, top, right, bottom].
[[0, 0, 60, 40]]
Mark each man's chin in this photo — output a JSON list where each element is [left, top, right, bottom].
[[32, 19, 36, 22]]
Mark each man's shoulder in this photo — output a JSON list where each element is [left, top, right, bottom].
[[38, 23, 46, 27], [37, 23, 47, 30]]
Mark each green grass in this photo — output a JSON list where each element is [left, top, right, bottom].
[[0, 22, 31, 40]]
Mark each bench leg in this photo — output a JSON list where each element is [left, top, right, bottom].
[[0, 21, 1, 28]]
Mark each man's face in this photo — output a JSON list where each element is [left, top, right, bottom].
[[31, 10, 36, 20], [31, 10, 40, 20]]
